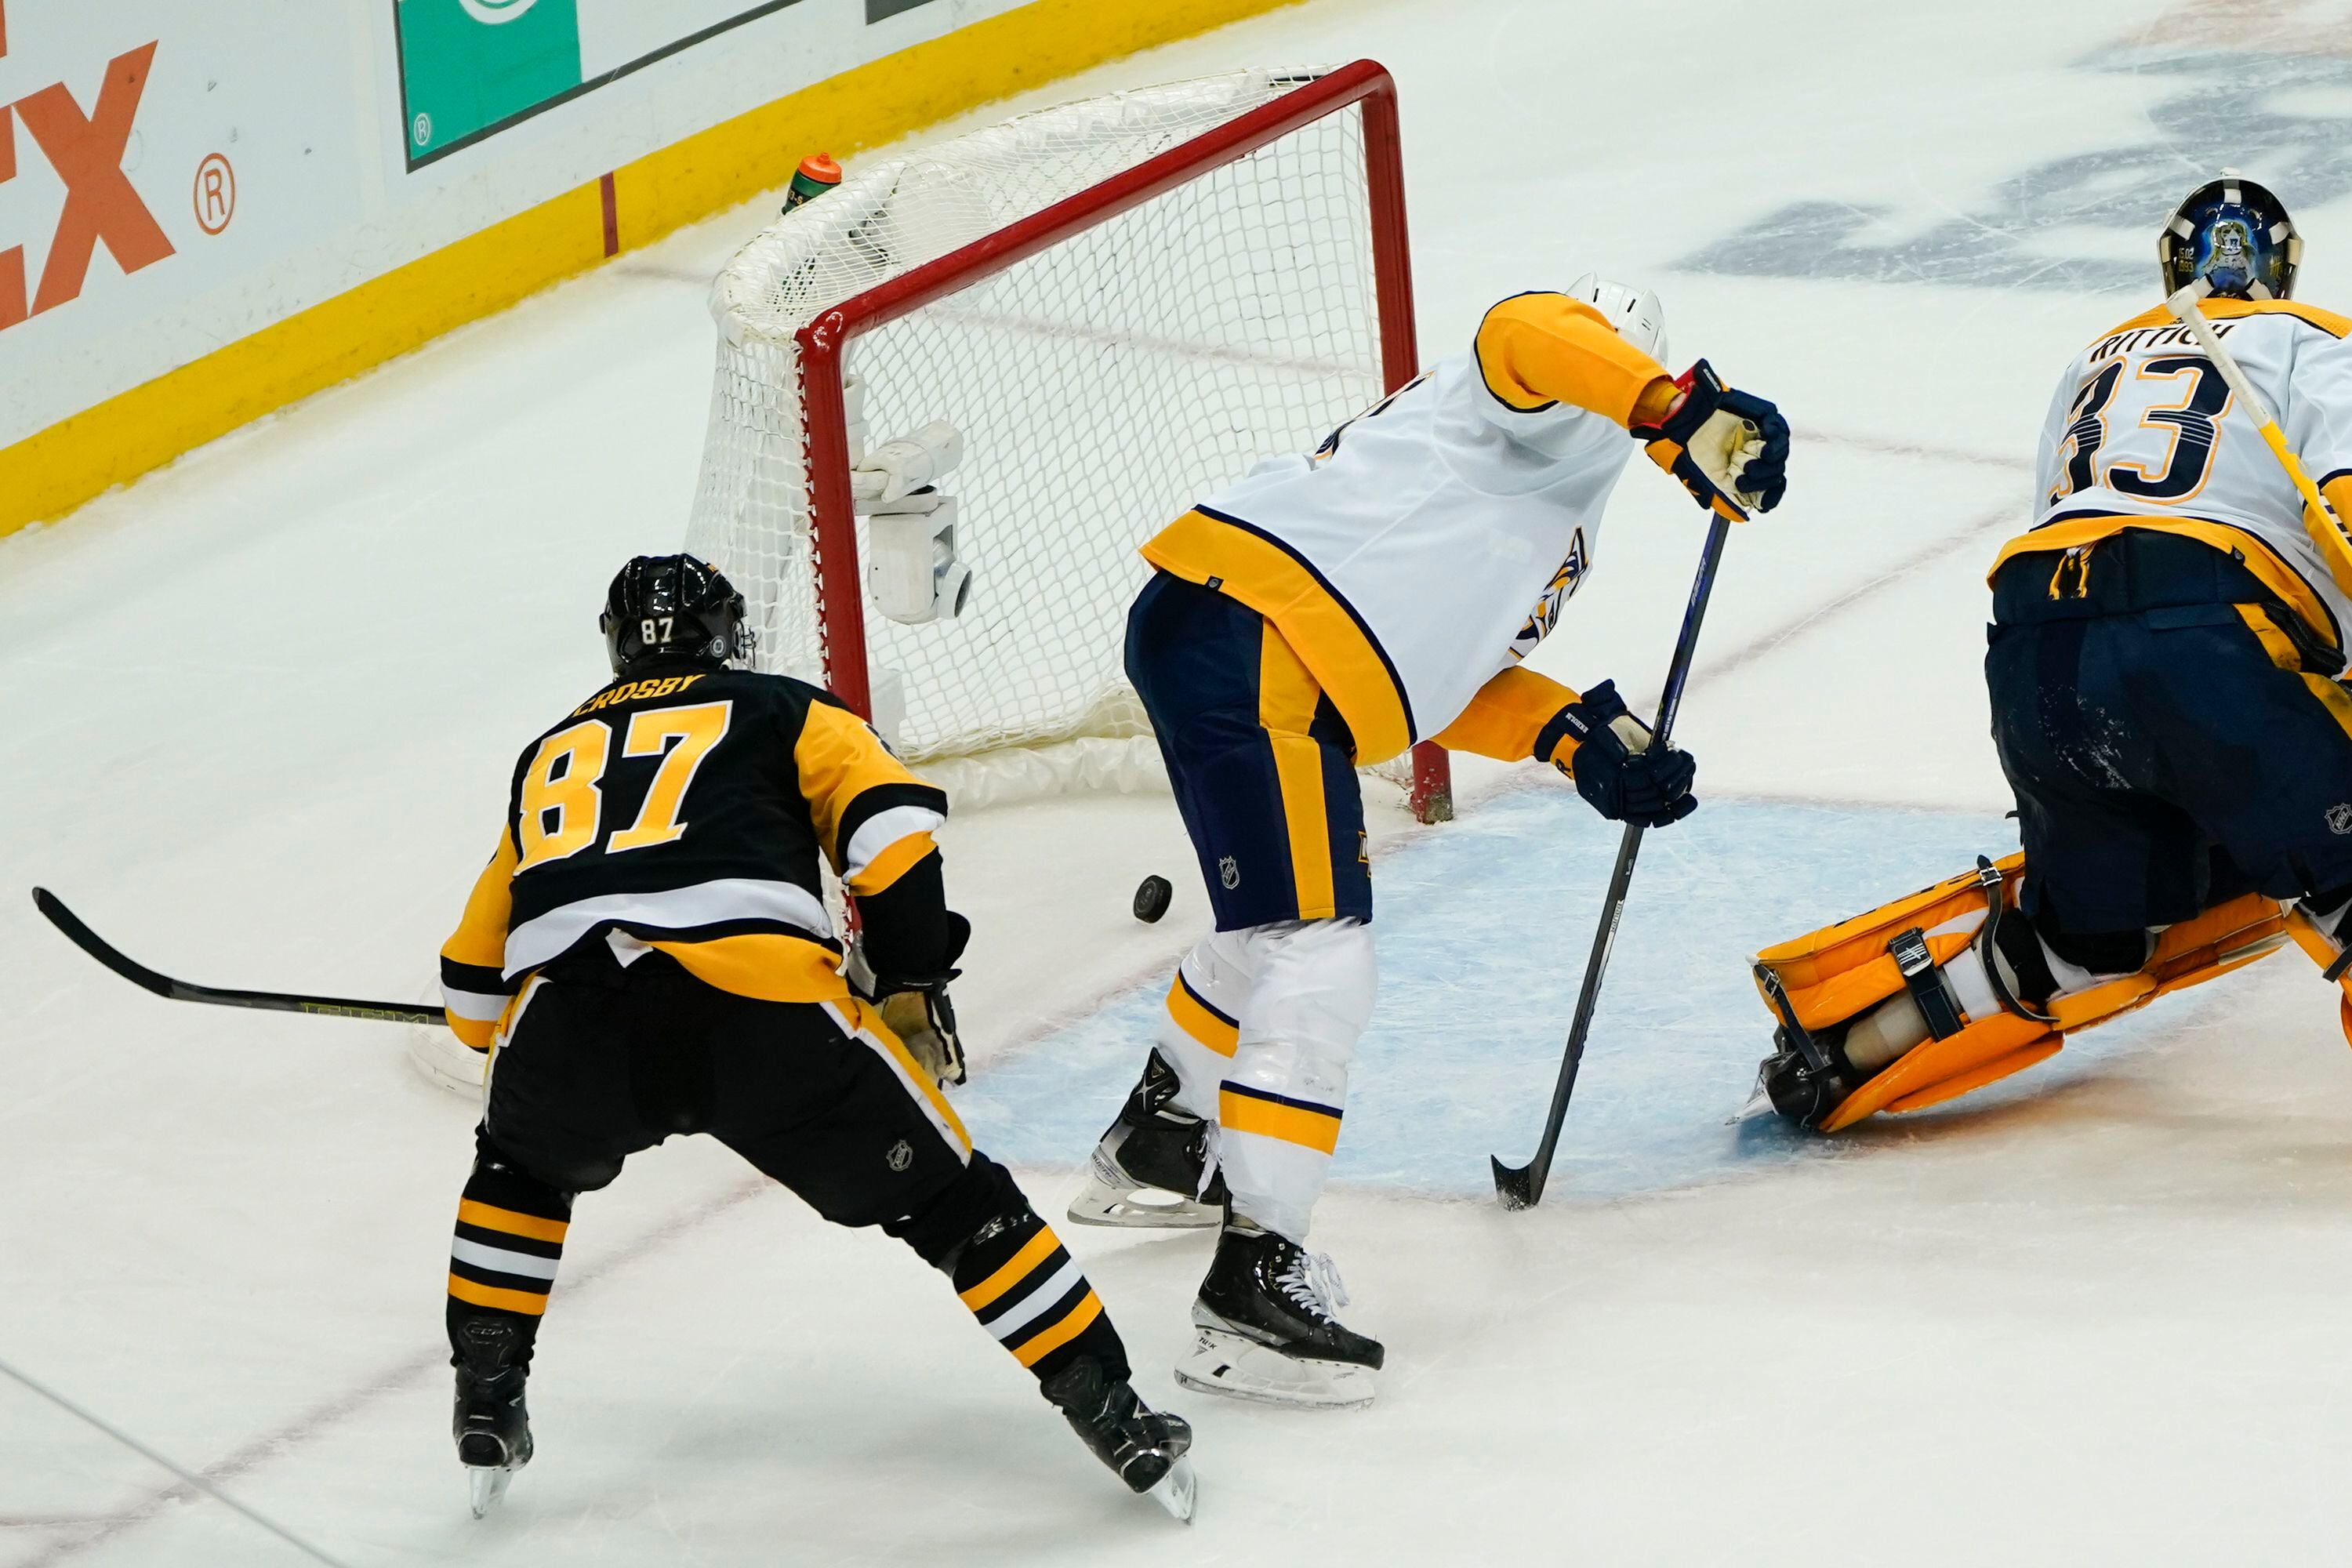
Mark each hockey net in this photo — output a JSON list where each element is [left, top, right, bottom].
[[684, 62, 1450, 818]]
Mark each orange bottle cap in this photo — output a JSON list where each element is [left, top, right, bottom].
[[798, 153, 843, 185]]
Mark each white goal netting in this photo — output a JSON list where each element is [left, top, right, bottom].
[[683, 69, 1392, 803]]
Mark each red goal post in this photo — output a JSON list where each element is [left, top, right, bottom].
[[691, 62, 1453, 822]]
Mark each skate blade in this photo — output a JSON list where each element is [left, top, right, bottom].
[[1727, 1080, 1777, 1125], [466, 1465, 514, 1519], [1065, 1169, 1219, 1230], [1173, 1327, 1376, 1410], [1146, 1454, 1198, 1523]]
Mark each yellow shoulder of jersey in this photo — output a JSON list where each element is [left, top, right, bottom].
[[1473, 292, 1668, 427], [2089, 296, 2352, 347]]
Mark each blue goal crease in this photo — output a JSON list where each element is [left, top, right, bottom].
[[957, 796, 2166, 1200]]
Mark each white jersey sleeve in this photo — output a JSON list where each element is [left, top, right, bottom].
[[2279, 325, 2352, 491]]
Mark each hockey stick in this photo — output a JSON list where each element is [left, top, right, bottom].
[[1492, 512, 1733, 1210], [2164, 281, 2352, 596], [31, 888, 446, 1025]]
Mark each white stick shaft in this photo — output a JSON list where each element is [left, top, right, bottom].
[[2165, 283, 2279, 426]]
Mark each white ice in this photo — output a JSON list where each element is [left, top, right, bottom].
[[10, 1, 2352, 1563]]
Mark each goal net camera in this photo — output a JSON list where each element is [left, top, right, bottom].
[[684, 62, 1450, 820]]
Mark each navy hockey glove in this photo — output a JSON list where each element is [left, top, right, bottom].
[[1537, 680, 1697, 828], [1632, 361, 1789, 520]]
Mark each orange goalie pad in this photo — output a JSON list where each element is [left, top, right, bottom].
[[1820, 1015, 2057, 1131], [1753, 855, 2025, 1036], [1758, 856, 2292, 1133], [2039, 891, 2291, 1032], [2285, 906, 2352, 1046]]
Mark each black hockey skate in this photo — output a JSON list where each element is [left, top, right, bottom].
[[1040, 1359, 1198, 1523], [1066, 1051, 1226, 1229], [452, 1321, 533, 1518], [1178, 1215, 1382, 1410]]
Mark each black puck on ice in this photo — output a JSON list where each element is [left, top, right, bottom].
[[1132, 875, 1173, 924]]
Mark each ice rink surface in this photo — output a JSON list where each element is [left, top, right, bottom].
[[11, 0, 2352, 1562]]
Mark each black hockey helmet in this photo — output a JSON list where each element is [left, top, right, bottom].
[[600, 554, 753, 673], [2158, 171, 2301, 300]]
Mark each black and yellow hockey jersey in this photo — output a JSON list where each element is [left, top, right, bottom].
[[438, 659, 949, 1049]]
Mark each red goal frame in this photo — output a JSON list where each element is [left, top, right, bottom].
[[793, 60, 1453, 823]]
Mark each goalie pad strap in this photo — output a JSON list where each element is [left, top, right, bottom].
[[1889, 927, 1965, 1040], [1764, 862, 2291, 1133]]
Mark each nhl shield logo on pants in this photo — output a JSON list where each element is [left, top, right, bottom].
[[1219, 855, 1240, 889], [2329, 804, 2352, 837]]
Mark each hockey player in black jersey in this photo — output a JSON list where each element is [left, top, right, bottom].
[[434, 555, 1193, 1521]]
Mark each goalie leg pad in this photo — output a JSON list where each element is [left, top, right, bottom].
[[2287, 888, 2352, 1045], [1755, 857, 2289, 1131], [1754, 855, 2060, 1131]]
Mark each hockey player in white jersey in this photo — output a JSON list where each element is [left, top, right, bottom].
[[1752, 175, 2352, 1135], [1069, 280, 1791, 1406]]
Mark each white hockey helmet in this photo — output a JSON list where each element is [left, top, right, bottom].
[[1567, 273, 1667, 364]]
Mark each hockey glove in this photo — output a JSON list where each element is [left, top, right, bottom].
[[1632, 361, 1788, 520], [877, 978, 967, 1087], [1537, 680, 1697, 828]]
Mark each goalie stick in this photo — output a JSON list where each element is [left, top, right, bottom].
[[31, 888, 445, 1026], [2162, 279, 2352, 596], [1492, 512, 1733, 1210]]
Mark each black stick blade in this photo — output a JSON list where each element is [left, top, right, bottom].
[[1491, 1156, 1541, 1210], [32, 888, 176, 997], [31, 886, 447, 1026]]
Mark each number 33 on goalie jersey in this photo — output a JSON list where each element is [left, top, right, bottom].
[[437, 666, 948, 1048], [2029, 297, 2352, 642]]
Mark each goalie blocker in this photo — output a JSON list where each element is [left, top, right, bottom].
[[1747, 853, 2352, 1131]]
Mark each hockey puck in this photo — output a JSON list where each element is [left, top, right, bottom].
[[1132, 875, 1173, 924]]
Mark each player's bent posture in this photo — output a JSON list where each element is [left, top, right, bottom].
[[435, 555, 1194, 1519], [1069, 281, 1791, 1407], [1752, 175, 2352, 1134]]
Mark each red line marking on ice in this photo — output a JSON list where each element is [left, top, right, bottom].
[[1698, 500, 2020, 678], [600, 172, 619, 258], [21, 1178, 772, 1565], [8, 426, 2034, 1563]]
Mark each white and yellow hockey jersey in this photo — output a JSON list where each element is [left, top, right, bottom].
[[1996, 296, 2352, 647], [1141, 292, 1674, 767]]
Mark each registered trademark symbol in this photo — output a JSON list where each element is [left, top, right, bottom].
[[412, 111, 432, 147], [193, 153, 235, 234]]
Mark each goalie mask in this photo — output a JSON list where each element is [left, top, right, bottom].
[[2158, 171, 2301, 300], [601, 554, 753, 673]]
